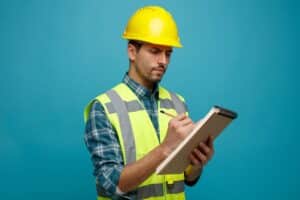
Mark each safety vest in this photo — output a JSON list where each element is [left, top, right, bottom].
[[84, 83, 188, 200]]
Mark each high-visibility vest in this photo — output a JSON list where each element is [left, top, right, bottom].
[[84, 83, 188, 200]]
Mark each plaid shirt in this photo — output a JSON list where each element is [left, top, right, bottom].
[[84, 74, 160, 199]]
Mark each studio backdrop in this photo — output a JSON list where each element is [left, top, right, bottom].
[[0, 0, 299, 199]]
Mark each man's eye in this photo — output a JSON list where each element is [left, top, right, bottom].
[[166, 52, 172, 57], [150, 48, 160, 54]]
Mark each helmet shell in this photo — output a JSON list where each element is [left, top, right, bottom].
[[122, 6, 182, 48]]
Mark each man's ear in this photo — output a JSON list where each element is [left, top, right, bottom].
[[127, 43, 137, 61]]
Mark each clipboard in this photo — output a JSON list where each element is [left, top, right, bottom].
[[156, 105, 237, 174]]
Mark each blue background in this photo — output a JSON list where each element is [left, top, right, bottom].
[[0, 0, 299, 199]]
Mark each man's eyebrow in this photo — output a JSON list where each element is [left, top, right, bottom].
[[149, 46, 173, 53]]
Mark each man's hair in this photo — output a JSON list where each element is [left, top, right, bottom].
[[128, 40, 143, 51]]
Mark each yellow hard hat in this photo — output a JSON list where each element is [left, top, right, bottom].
[[122, 5, 182, 48]]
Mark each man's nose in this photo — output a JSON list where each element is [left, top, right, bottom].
[[158, 53, 169, 65]]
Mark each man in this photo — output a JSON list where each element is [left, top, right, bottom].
[[84, 5, 214, 199]]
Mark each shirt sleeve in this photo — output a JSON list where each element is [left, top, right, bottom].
[[84, 100, 124, 197]]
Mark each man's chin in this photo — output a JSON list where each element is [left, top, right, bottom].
[[151, 75, 163, 83]]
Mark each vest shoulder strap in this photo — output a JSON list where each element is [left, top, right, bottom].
[[159, 86, 187, 114]]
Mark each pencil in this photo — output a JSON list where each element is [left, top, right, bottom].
[[160, 110, 176, 118]]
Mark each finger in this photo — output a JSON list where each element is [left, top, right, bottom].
[[192, 148, 207, 165], [175, 113, 187, 121], [179, 117, 193, 126], [177, 124, 194, 138], [184, 123, 196, 135], [199, 142, 214, 160], [199, 142, 211, 155], [189, 152, 202, 166]]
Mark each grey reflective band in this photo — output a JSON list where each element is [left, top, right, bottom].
[[106, 100, 143, 114], [169, 93, 187, 114], [105, 93, 186, 114], [167, 180, 185, 194], [137, 184, 163, 199], [106, 90, 136, 164], [137, 181, 184, 199], [160, 99, 175, 109]]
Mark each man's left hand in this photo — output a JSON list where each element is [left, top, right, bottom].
[[185, 136, 215, 182], [190, 136, 214, 168]]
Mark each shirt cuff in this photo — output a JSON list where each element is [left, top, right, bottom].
[[116, 186, 125, 195]]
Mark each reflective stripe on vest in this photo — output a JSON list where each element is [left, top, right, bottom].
[[137, 180, 184, 199], [105, 99, 186, 115], [106, 89, 136, 165], [169, 93, 187, 114], [166, 180, 185, 194], [97, 181, 185, 199]]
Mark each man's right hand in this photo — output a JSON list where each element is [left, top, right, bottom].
[[161, 114, 195, 156]]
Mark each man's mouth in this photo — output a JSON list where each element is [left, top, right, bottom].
[[153, 67, 165, 73]]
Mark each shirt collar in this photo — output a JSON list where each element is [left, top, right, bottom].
[[122, 73, 159, 99]]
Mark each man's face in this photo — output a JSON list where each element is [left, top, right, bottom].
[[128, 42, 173, 89]]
